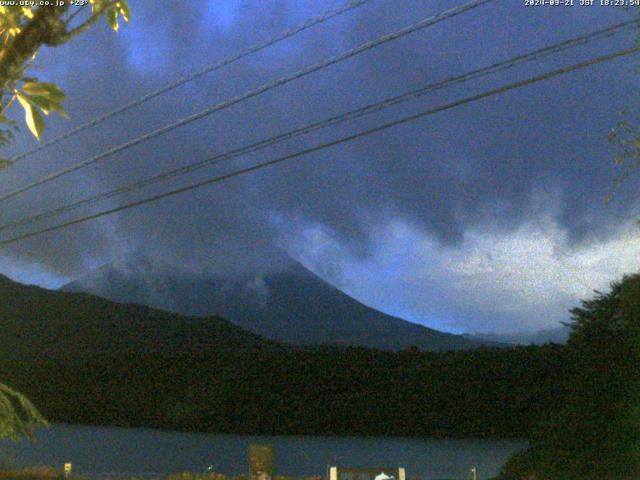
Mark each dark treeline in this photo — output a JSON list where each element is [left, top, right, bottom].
[[0, 343, 565, 438], [0, 274, 566, 439], [1, 273, 638, 479], [498, 273, 640, 480]]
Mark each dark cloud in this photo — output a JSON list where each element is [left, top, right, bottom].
[[0, 0, 638, 331]]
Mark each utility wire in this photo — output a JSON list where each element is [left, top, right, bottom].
[[1, 45, 637, 246], [0, 19, 635, 233], [0, 0, 495, 204], [8, 0, 377, 164]]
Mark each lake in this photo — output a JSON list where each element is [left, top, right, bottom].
[[0, 425, 527, 479]]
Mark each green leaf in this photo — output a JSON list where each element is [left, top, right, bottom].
[[50, 101, 68, 119], [22, 81, 65, 103], [26, 95, 68, 118], [18, 82, 68, 119], [17, 93, 45, 140], [27, 95, 53, 115], [116, 0, 131, 22], [105, 6, 119, 31]]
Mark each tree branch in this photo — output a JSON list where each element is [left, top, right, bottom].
[[64, 3, 87, 27], [0, 5, 69, 91], [57, 1, 116, 44]]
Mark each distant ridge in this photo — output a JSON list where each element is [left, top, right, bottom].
[[61, 256, 492, 351], [466, 326, 570, 345], [0, 266, 560, 439], [0, 271, 270, 361]]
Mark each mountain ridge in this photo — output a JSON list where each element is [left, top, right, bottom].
[[61, 256, 491, 351], [466, 326, 570, 345], [0, 272, 273, 361], [0, 266, 562, 439]]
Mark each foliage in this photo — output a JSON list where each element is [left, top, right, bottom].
[[603, 8, 640, 208], [0, 468, 320, 480], [0, 383, 47, 440], [499, 273, 640, 480], [606, 111, 640, 213], [0, 466, 63, 480], [0, 273, 567, 439], [0, 0, 130, 441], [0, 345, 567, 439], [495, 448, 537, 480], [0, 1, 130, 158]]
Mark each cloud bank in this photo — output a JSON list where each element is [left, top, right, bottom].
[[0, 0, 638, 333]]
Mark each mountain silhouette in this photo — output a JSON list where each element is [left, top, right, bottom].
[[0, 271, 269, 361], [62, 256, 489, 351]]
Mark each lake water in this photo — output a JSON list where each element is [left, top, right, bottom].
[[0, 425, 527, 480]]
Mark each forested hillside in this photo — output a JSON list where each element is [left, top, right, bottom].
[[0, 270, 567, 438], [1, 345, 566, 438]]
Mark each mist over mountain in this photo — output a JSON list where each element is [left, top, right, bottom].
[[61, 255, 490, 351]]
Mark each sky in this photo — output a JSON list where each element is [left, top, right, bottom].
[[0, 0, 639, 335]]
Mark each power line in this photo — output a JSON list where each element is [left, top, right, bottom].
[[0, 0, 495, 204], [7, 0, 377, 165], [1, 45, 637, 247], [1, 19, 636, 233]]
